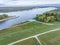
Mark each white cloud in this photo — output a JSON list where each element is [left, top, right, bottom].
[[5, 1, 38, 6], [5, 1, 60, 6], [0, 0, 60, 7]]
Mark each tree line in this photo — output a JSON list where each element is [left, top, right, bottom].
[[0, 14, 8, 20], [35, 12, 60, 23]]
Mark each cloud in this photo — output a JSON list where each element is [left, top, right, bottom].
[[0, 0, 60, 7], [5, 1, 60, 6]]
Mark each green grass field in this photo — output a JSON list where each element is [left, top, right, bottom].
[[14, 38, 40, 45], [38, 30, 60, 45], [0, 21, 60, 45]]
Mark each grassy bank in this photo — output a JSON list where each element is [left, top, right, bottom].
[[0, 21, 60, 45], [38, 30, 60, 45], [14, 38, 40, 45]]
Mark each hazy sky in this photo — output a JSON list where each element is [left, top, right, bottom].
[[0, 0, 60, 6]]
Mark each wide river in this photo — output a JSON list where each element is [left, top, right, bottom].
[[0, 7, 56, 30]]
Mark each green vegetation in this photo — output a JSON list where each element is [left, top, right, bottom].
[[47, 9, 60, 21], [38, 30, 60, 45], [14, 38, 40, 45], [0, 14, 8, 20], [35, 9, 60, 23], [1, 9, 60, 45], [35, 14, 56, 23], [0, 21, 60, 45]]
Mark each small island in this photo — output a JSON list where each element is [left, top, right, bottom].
[[0, 14, 19, 22], [0, 14, 8, 20]]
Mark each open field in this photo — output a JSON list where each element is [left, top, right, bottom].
[[13, 38, 40, 45], [9, 28, 60, 45], [38, 30, 60, 45], [0, 21, 60, 45], [14, 28, 60, 45]]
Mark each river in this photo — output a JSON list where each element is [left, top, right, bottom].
[[0, 7, 56, 30]]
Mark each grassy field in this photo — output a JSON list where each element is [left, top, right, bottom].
[[38, 30, 60, 45], [13, 38, 40, 45], [0, 21, 60, 45]]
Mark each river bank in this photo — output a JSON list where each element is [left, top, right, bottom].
[[0, 7, 56, 30], [0, 16, 19, 22]]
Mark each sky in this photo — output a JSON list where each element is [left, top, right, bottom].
[[0, 0, 60, 7]]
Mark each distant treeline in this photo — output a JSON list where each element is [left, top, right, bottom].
[[0, 7, 33, 12], [0, 6, 41, 12]]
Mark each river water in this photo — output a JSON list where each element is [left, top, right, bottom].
[[0, 7, 56, 30]]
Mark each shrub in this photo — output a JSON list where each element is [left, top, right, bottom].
[[35, 12, 57, 23], [0, 14, 8, 20]]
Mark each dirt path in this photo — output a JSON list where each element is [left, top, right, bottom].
[[8, 28, 60, 45]]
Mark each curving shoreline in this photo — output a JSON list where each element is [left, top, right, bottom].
[[0, 16, 19, 22], [0, 16, 19, 30], [0, 7, 56, 30]]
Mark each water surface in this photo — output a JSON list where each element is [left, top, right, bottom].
[[0, 7, 56, 30]]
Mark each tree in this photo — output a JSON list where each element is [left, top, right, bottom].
[[35, 11, 60, 23], [2, 14, 8, 17], [0, 14, 8, 20], [50, 16, 56, 22]]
